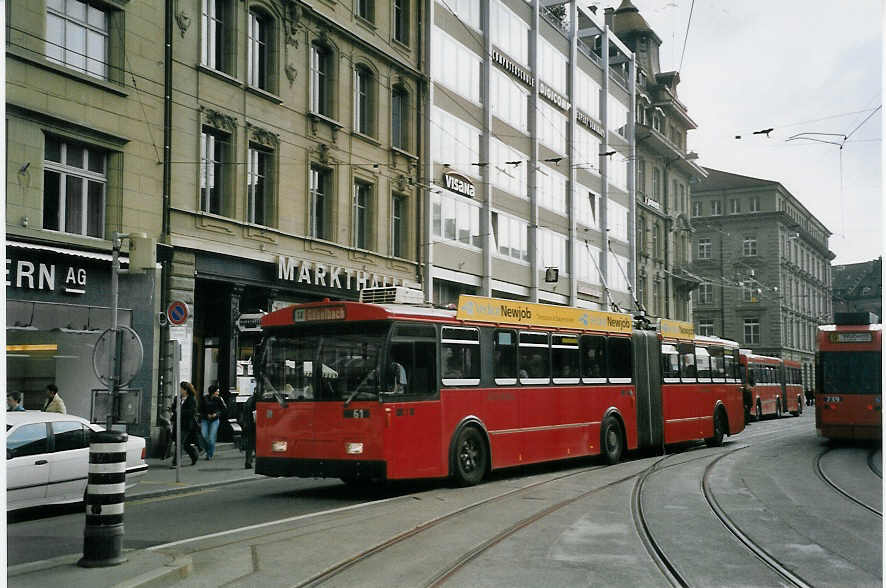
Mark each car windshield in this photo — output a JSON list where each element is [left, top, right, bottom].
[[261, 323, 388, 402], [820, 351, 881, 395]]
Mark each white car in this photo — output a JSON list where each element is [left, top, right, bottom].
[[6, 411, 148, 511]]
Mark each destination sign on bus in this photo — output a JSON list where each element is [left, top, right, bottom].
[[659, 319, 695, 340], [293, 306, 346, 323], [829, 332, 873, 344], [455, 295, 632, 333]]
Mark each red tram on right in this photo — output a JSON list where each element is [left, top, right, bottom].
[[815, 312, 882, 441]]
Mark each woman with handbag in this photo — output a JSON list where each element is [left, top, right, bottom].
[[200, 384, 227, 460]]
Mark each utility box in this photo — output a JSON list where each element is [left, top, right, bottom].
[[128, 233, 156, 273]]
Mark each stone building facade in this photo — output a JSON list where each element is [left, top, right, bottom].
[[6, 0, 165, 437], [164, 0, 425, 410], [831, 257, 882, 321], [611, 0, 706, 321], [690, 168, 835, 390]]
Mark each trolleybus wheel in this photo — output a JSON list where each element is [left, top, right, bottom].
[[452, 426, 487, 486], [705, 409, 726, 447], [601, 416, 624, 465], [755, 401, 763, 421]]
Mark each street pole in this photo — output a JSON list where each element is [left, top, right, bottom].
[[108, 232, 121, 430]]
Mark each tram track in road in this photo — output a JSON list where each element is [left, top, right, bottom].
[[867, 447, 881, 478], [816, 447, 883, 517], [293, 463, 609, 588], [702, 452, 814, 588]]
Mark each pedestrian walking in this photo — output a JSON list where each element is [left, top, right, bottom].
[[805, 388, 815, 406], [241, 393, 256, 469], [171, 381, 199, 466], [7, 391, 25, 411], [42, 384, 66, 414], [200, 384, 227, 460]]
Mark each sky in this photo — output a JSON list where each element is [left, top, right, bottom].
[[597, 0, 883, 265]]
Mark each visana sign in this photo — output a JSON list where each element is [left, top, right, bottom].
[[277, 256, 403, 291], [442, 171, 476, 198]]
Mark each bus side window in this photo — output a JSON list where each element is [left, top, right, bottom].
[[607, 337, 632, 383], [518, 331, 550, 384], [710, 347, 726, 381], [695, 346, 712, 381], [679, 343, 696, 382], [441, 327, 480, 386], [661, 344, 680, 381], [494, 330, 518, 384], [388, 341, 437, 396], [552, 334, 580, 383], [580, 335, 606, 383]]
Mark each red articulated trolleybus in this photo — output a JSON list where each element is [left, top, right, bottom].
[[781, 359, 804, 417], [254, 289, 745, 486], [815, 312, 882, 441], [740, 351, 785, 421]]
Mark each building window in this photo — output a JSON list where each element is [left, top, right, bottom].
[[201, 0, 234, 74], [743, 236, 757, 257], [692, 200, 701, 217], [637, 274, 647, 309], [652, 223, 661, 259], [637, 158, 646, 195], [356, 0, 374, 22], [679, 184, 686, 213], [248, 10, 274, 92], [653, 279, 662, 316], [729, 198, 741, 214], [393, 0, 409, 45], [200, 127, 230, 216], [698, 319, 714, 337], [652, 167, 661, 202], [710, 200, 722, 216], [637, 215, 647, 254], [311, 42, 333, 117], [354, 65, 375, 136], [698, 238, 712, 260], [43, 136, 106, 238], [46, 0, 108, 79], [353, 181, 372, 249], [698, 282, 712, 304], [433, 191, 482, 248], [392, 195, 407, 258], [309, 165, 332, 240], [744, 319, 760, 345], [749, 196, 760, 212], [743, 282, 757, 303], [247, 145, 272, 226], [392, 85, 408, 150]]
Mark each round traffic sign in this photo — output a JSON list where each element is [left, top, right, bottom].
[[167, 301, 189, 325], [92, 326, 144, 388]]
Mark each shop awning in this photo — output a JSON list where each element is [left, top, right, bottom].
[[7, 240, 129, 264]]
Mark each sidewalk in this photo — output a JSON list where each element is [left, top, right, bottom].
[[8, 442, 262, 588], [130, 441, 262, 500]]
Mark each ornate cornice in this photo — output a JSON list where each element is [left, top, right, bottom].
[[202, 107, 237, 132]]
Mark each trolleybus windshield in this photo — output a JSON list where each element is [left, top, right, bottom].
[[260, 323, 389, 402], [820, 351, 881, 396]]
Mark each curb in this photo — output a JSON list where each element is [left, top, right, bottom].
[[112, 555, 193, 588], [127, 473, 263, 501], [7, 553, 83, 577]]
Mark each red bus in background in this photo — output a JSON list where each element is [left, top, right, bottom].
[[740, 351, 785, 420], [781, 359, 804, 417], [815, 313, 882, 441], [254, 290, 745, 486]]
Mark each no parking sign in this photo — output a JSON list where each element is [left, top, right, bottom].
[[166, 300, 189, 325]]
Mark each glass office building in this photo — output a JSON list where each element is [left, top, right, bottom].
[[424, 1, 637, 311]]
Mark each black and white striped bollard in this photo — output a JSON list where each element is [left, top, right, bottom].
[[78, 430, 128, 567]]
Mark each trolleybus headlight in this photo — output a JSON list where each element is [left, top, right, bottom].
[[345, 442, 364, 455], [271, 440, 288, 453]]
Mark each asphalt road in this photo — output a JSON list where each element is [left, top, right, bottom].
[[8, 408, 882, 587]]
